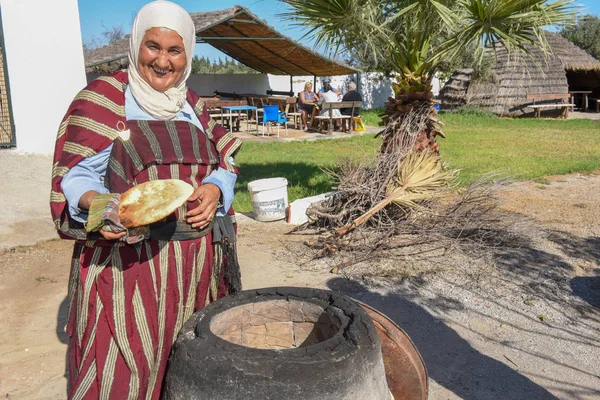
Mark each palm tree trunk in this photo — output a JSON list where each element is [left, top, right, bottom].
[[379, 74, 445, 155]]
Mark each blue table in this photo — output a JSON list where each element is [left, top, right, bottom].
[[221, 105, 258, 135]]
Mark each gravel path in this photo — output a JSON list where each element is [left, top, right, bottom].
[[0, 151, 57, 249], [326, 174, 600, 399]]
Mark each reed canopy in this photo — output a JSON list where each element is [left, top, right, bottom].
[[440, 32, 600, 116], [84, 6, 358, 77]]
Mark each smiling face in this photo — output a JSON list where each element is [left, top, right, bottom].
[[137, 27, 187, 92]]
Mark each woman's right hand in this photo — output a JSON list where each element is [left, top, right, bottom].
[[80, 190, 127, 241], [100, 230, 127, 241]]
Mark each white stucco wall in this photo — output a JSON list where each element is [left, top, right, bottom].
[[274, 73, 401, 109], [89, 72, 397, 110], [187, 74, 272, 96], [1, 0, 86, 153], [89, 71, 436, 111]]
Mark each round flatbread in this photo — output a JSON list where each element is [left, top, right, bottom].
[[119, 179, 194, 228]]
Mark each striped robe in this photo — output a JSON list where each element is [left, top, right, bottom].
[[50, 71, 242, 399]]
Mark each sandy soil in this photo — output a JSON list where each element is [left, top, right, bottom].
[[1, 167, 599, 399]]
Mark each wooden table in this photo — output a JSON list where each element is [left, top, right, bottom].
[[569, 91, 592, 111]]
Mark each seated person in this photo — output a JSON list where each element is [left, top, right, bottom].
[[320, 78, 341, 96], [341, 82, 362, 116], [299, 81, 320, 131], [318, 83, 342, 131]]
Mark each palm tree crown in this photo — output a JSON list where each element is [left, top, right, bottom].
[[284, 0, 577, 89]]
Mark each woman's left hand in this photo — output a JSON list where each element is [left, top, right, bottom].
[[186, 183, 221, 229]]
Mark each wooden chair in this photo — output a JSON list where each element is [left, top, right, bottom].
[[284, 97, 301, 129]]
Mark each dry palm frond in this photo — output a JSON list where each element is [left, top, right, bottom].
[[336, 151, 456, 236]]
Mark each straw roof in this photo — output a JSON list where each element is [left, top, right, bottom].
[[440, 32, 600, 116], [85, 37, 130, 67], [545, 31, 600, 71], [84, 6, 358, 76]]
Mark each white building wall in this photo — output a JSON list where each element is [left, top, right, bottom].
[[88, 72, 438, 111], [189, 73, 394, 110], [186, 74, 272, 96], [270, 73, 395, 109], [1, 0, 86, 153], [96, 72, 397, 110]]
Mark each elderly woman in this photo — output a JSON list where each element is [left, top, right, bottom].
[[50, 2, 241, 398]]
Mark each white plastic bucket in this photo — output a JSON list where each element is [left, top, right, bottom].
[[247, 178, 288, 222]]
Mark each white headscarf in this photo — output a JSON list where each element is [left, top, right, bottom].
[[127, 1, 196, 120]]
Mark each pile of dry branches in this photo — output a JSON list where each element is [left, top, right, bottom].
[[297, 104, 521, 276], [307, 104, 437, 230], [303, 172, 520, 275]]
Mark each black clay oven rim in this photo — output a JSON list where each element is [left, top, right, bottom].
[[192, 286, 379, 359]]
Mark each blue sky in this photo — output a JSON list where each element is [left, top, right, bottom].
[[77, 0, 600, 62], [77, 0, 306, 62]]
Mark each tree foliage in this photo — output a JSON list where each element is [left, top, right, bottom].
[[190, 56, 258, 74], [282, 0, 579, 253], [283, 0, 577, 85], [560, 14, 600, 60], [83, 24, 126, 52]]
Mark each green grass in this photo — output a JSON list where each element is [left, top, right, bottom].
[[439, 112, 600, 184], [233, 110, 600, 212], [233, 136, 379, 212], [360, 108, 385, 127]]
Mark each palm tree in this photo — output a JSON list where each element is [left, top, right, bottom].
[[283, 0, 576, 154]]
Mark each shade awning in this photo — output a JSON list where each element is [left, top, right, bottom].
[[84, 6, 359, 76]]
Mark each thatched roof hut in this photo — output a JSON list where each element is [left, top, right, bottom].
[[84, 6, 358, 76], [440, 32, 600, 115]]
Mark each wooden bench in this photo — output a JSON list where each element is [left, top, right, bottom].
[[589, 98, 600, 113], [529, 104, 575, 118], [315, 101, 362, 134], [204, 99, 247, 109], [213, 91, 242, 100], [526, 94, 574, 118], [199, 96, 220, 101]]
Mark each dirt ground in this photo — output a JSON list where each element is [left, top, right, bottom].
[[1, 159, 599, 398]]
